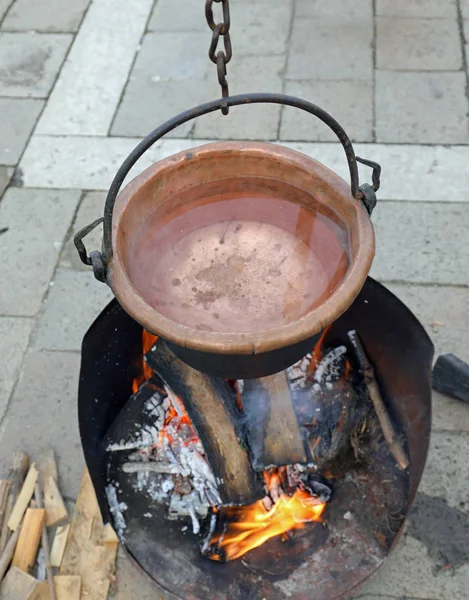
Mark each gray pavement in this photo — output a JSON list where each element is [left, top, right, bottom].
[[0, 0, 468, 598]]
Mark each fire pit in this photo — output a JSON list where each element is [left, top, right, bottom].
[[77, 278, 432, 600]]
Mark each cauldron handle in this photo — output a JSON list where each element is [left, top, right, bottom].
[[75, 93, 381, 282]]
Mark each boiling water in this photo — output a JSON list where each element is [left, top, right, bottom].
[[129, 188, 350, 334]]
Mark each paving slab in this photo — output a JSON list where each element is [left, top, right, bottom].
[[147, 0, 207, 32], [370, 201, 469, 286], [0, 351, 85, 499], [358, 532, 469, 599], [19, 135, 209, 190], [0, 32, 72, 97], [377, 0, 457, 19], [461, 0, 469, 19], [419, 431, 469, 513], [280, 80, 373, 142], [296, 0, 372, 19], [21, 138, 469, 203], [0, 0, 11, 20], [0, 166, 13, 198], [0, 317, 33, 420], [377, 17, 462, 71], [193, 54, 285, 140], [0, 188, 80, 316], [0, 97, 43, 165], [36, 0, 153, 136], [376, 71, 468, 143], [32, 268, 113, 351], [228, 0, 293, 56], [286, 17, 373, 81], [431, 391, 469, 433], [60, 191, 105, 270], [2, 0, 89, 32], [111, 31, 209, 138], [386, 283, 469, 363]]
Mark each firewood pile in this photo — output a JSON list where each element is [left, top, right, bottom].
[[0, 450, 118, 600]]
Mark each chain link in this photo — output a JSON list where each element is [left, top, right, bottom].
[[205, 0, 232, 115]]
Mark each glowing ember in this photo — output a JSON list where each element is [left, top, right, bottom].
[[207, 469, 326, 561]]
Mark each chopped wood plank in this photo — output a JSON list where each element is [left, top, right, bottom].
[[11, 508, 46, 572], [0, 566, 37, 599], [26, 581, 50, 600], [60, 468, 118, 600], [43, 477, 68, 528], [102, 523, 119, 545], [36, 449, 58, 483], [7, 464, 38, 532], [50, 524, 70, 568], [29, 576, 81, 600], [36, 449, 68, 528], [54, 575, 81, 600], [0, 452, 29, 552]]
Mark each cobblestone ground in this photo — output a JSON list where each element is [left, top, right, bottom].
[[0, 0, 468, 598]]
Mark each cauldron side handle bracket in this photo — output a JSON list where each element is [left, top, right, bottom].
[[76, 93, 382, 282]]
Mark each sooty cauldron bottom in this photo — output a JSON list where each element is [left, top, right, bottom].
[[77, 278, 433, 600]]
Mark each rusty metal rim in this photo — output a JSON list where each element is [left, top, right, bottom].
[[107, 141, 375, 356]]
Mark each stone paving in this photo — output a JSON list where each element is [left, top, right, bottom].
[[0, 0, 468, 598]]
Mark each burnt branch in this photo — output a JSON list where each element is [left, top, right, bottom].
[[242, 371, 307, 470], [348, 330, 409, 471], [146, 340, 264, 505]]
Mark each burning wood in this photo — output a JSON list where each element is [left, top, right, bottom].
[[145, 340, 264, 505], [242, 371, 307, 470], [203, 466, 326, 562]]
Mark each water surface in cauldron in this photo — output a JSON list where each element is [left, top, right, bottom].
[[129, 182, 350, 334]]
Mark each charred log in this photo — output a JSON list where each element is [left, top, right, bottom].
[[292, 348, 358, 471], [242, 371, 307, 470], [104, 376, 167, 451], [145, 340, 264, 505]]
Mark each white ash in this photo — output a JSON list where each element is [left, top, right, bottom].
[[314, 346, 347, 384], [105, 484, 128, 540], [287, 353, 312, 390]]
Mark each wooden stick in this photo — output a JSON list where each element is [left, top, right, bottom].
[[11, 508, 46, 572], [242, 371, 307, 470], [0, 480, 11, 531], [146, 340, 264, 505], [50, 524, 70, 568], [34, 483, 57, 600], [0, 452, 29, 552], [0, 528, 20, 582], [7, 463, 38, 532], [348, 330, 409, 470]]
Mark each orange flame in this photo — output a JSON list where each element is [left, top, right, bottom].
[[132, 330, 158, 393], [208, 470, 326, 561], [307, 325, 332, 378]]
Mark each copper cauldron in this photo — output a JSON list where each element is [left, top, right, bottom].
[[75, 94, 381, 378]]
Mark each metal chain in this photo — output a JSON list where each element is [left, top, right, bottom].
[[205, 0, 232, 115]]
